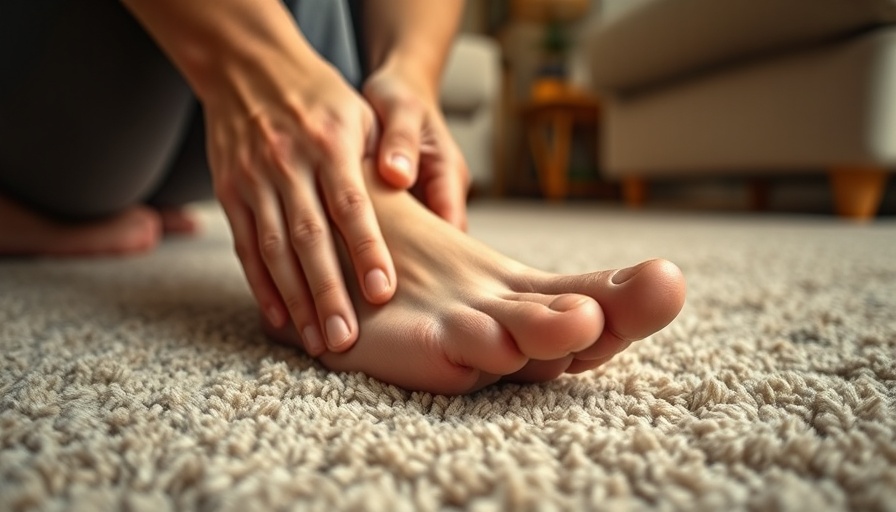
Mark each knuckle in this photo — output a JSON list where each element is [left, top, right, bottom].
[[311, 277, 342, 302], [251, 113, 300, 179], [351, 235, 379, 258], [262, 134, 294, 178], [259, 232, 287, 261], [290, 217, 326, 247], [329, 189, 369, 222], [282, 293, 307, 315], [305, 111, 350, 157]]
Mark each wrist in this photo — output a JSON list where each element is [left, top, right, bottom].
[[124, 0, 321, 106], [199, 41, 321, 109], [372, 52, 443, 105]]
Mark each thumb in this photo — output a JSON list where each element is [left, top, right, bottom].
[[377, 108, 422, 189]]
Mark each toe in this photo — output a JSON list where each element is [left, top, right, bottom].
[[260, 309, 507, 396], [319, 318, 486, 396], [566, 355, 613, 374], [57, 207, 162, 256], [441, 308, 529, 376], [502, 356, 574, 384], [158, 207, 201, 235], [481, 292, 603, 361], [113, 207, 161, 254], [538, 259, 686, 360]]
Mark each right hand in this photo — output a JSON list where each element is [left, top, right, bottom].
[[203, 47, 396, 357]]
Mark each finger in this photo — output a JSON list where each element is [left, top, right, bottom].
[[220, 199, 298, 336], [279, 166, 363, 353], [376, 104, 422, 189], [248, 184, 327, 357], [315, 149, 397, 310], [421, 157, 470, 231]]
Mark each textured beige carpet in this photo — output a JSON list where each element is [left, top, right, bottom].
[[1, 202, 894, 511]]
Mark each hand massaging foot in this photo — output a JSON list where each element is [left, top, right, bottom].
[[263, 161, 686, 395]]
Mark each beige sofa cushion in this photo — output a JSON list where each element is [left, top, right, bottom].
[[600, 28, 896, 174], [440, 34, 500, 114], [589, 0, 896, 91], [438, 34, 500, 189]]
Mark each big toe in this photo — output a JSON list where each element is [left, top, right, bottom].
[[543, 259, 686, 360], [604, 259, 685, 339]]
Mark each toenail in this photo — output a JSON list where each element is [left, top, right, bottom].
[[611, 261, 650, 284], [325, 315, 351, 350], [364, 268, 390, 298], [302, 326, 325, 356], [549, 294, 590, 312]]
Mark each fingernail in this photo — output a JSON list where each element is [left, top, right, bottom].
[[549, 294, 590, 312], [612, 262, 649, 285], [364, 268, 390, 299], [389, 153, 412, 177], [266, 306, 284, 328], [302, 326, 325, 356], [325, 315, 351, 350]]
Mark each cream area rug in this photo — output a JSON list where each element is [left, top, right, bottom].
[[1, 202, 894, 512]]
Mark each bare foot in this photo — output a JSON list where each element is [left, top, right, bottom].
[[264, 161, 686, 395], [0, 194, 162, 256], [157, 207, 201, 236]]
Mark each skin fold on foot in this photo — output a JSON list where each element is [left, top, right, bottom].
[[264, 161, 687, 395]]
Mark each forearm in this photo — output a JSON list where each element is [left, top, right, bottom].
[[363, 1, 465, 99], [121, 0, 319, 104]]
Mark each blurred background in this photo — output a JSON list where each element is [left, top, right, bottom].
[[438, 0, 896, 220]]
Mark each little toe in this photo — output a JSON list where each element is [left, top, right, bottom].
[[481, 293, 603, 361]]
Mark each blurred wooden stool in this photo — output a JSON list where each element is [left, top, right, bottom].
[[521, 85, 601, 200]]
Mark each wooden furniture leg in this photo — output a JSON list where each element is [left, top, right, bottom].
[[621, 176, 647, 208], [527, 111, 573, 201], [748, 178, 770, 211], [829, 167, 888, 221]]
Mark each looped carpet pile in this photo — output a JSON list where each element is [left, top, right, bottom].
[[1, 203, 894, 511]]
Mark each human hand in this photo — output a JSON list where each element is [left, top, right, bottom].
[[204, 52, 396, 357], [363, 66, 470, 230]]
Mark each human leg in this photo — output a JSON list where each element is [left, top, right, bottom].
[[145, 105, 215, 235], [0, 0, 198, 254]]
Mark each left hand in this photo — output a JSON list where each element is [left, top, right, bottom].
[[362, 65, 470, 231]]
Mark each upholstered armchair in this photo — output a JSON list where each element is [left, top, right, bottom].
[[587, 0, 896, 219]]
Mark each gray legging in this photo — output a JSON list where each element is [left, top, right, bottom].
[[0, 0, 361, 220]]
